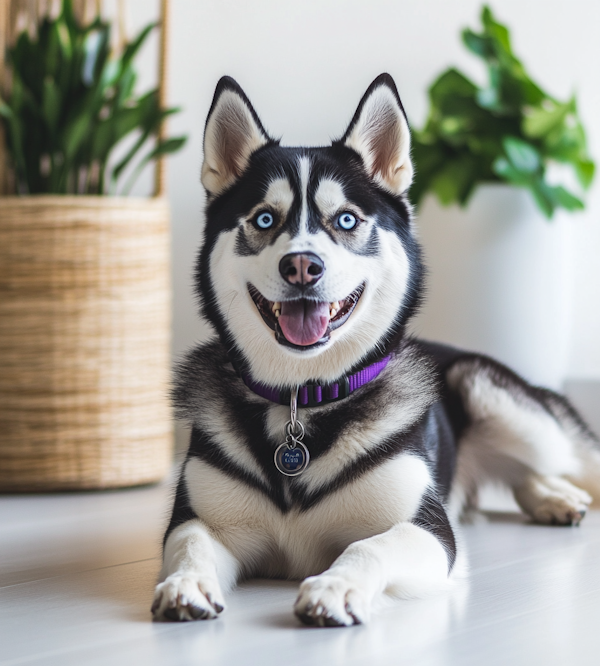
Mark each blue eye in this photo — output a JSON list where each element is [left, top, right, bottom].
[[255, 212, 274, 229], [337, 212, 357, 230]]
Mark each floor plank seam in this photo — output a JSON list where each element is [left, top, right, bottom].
[[0, 557, 160, 591]]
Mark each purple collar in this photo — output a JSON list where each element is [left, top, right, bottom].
[[239, 355, 392, 408]]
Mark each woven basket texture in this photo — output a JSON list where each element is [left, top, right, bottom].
[[0, 196, 173, 490]]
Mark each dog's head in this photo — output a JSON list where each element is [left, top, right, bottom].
[[197, 74, 423, 387]]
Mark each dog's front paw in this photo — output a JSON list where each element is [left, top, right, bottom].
[[294, 573, 370, 627], [151, 574, 225, 622]]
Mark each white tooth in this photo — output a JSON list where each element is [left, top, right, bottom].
[[332, 301, 340, 310], [272, 302, 281, 313], [330, 308, 337, 318], [275, 309, 280, 318]]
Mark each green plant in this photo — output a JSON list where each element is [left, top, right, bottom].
[[411, 6, 595, 218], [0, 0, 186, 195]]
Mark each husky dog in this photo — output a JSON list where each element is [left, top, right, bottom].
[[152, 74, 600, 626]]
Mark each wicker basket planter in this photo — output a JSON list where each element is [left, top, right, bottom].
[[0, 196, 173, 490]]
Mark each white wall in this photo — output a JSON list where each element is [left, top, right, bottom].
[[125, 0, 600, 379]]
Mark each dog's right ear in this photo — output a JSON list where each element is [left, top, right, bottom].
[[201, 77, 272, 196]]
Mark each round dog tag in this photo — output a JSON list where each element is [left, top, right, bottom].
[[274, 440, 310, 476]]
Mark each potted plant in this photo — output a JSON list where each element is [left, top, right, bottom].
[[0, 0, 186, 490], [410, 5, 595, 389]]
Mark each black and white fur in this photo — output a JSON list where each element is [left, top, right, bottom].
[[152, 74, 600, 626]]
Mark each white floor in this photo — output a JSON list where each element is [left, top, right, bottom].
[[1, 478, 600, 666]]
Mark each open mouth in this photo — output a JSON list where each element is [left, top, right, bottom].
[[248, 283, 365, 350]]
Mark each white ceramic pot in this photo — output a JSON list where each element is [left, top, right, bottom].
[[411, 184, 573, 390]]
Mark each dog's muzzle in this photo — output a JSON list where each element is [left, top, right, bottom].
[[248, 283, 365, 350]]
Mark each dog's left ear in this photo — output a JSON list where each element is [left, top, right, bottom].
[[201, 76, 273, 196], [337, 73, 413, 195]]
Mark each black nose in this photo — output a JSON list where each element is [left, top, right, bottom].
[[279, 252, 325, 287]]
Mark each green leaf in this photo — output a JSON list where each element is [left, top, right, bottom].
[[429, 155, 480, 206], [115, 66, 136, 107], [520, 78, 546, 107], [113, 107, 148, 143], [82, 28, 107, 86], [466, 135, 504, 158], [476, 87, 499, 110], [108, 96, 181, 189], [440, 116, 466, 136], [43, 18, 61, 78], [543, 122, 586, 163], [90, 121, 114, 161], [0, 93, 28, 188], [527, 177, 583, 218], [56, 18, 73, 59], [42, 77, 61, 134], [409, 140, 448, 206], [574, 159, 595, 189], [0, 4, 186, 195], [121, 23, 157, 70], [107, 93, 161, 184], [530, 178, 555, 218], [99, 59, 121, 91], [121, 136, 186, 195], [462, 29, 494, 59], [482, 7, 512, 55], [93, 100, 157, 164], [53, 18, 73, 92], [409, 4, 594, 218], [0, 97, 11, 118], [492, 156, 532, 186], [523, 99, 574, 138], [63, 111, 93, 159], [551, 185, 584, 211], [429, 68, 477, 106], [61, 0, 79, 32], [503, 137, 540, 173], [149, 136, 187, 157]]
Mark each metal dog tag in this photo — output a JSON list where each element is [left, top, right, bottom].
[[274, 438, 310, 476], [274, 387, 310, 476]]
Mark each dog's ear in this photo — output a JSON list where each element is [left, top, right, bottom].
[[201, 77, 272, 196], [337, 73, 412, 195]]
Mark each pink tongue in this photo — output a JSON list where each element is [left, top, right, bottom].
[[278, 300, 330, 346]]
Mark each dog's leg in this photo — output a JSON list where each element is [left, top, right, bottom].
[[294, 494, 454, 627], [152, 519, 239, 621], [446, 357, 597, 524], [512, 474, 591, 526]]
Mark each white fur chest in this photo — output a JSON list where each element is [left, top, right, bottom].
[[184, 452, 431, 580]]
